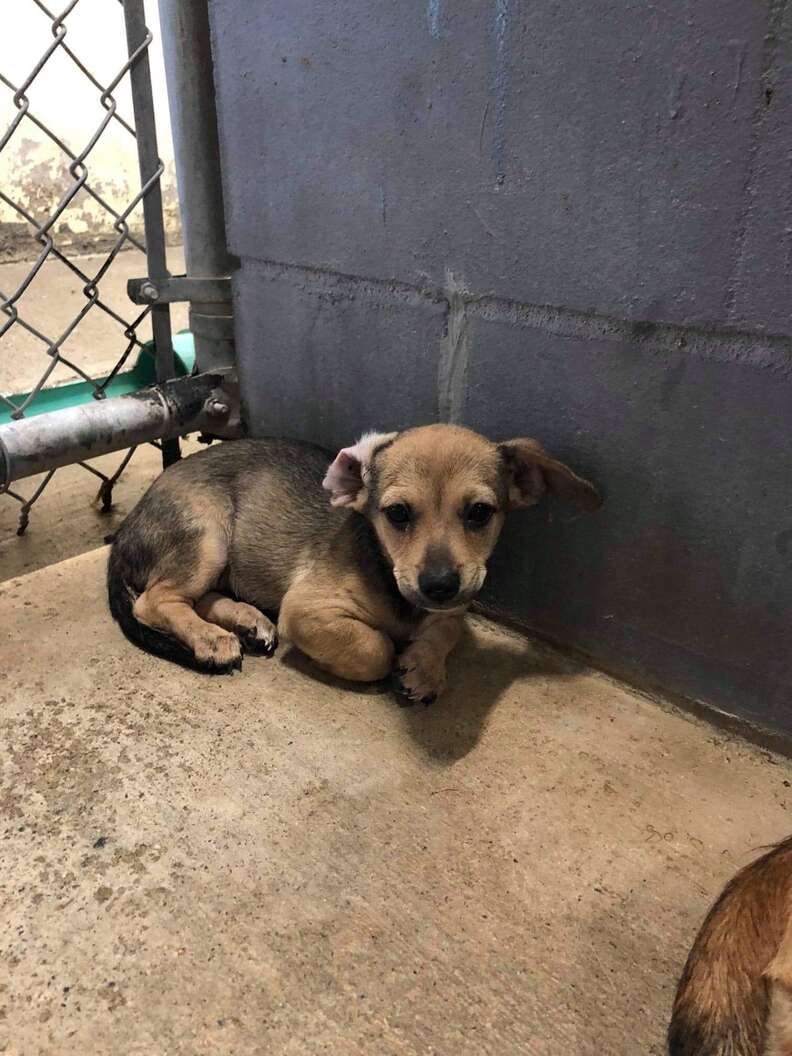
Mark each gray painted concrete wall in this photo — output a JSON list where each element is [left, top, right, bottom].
[[208, 0, 792, 737]]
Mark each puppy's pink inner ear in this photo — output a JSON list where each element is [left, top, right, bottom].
[[322, 447, 365, 507], [323, 431, 398, 508]]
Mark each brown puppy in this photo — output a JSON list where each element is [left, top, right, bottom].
[[107, 424, 600, 701], [669, 836, 792, 1056]]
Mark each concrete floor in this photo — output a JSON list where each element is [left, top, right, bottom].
[[2, 547, 790, 1055], [0, 246, 187, 396]]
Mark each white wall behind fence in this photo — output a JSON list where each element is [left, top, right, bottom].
[[0, 0, 179, 260]]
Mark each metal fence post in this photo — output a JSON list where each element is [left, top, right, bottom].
[[157, 0, 235, 374], [123, 0, 180, 467]]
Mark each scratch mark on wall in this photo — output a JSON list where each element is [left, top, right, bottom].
[[668, 72, 686, 120], [731, 42, 747, 101], [427, 0, 441, 39], [438, 270, 470, 423], [490, 0, 510, 185], [380, 185, 387, 228], [470, 203, 496, 239], [479, 101, 490, 156]]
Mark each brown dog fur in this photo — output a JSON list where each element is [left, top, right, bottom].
[[107, 424, 600, 700], [669, 837, 792, 1056]]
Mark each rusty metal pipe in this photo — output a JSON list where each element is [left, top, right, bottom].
[[0, 373, 226, 491]]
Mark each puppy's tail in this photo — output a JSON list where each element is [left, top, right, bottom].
[[106, 541, 197, 669], [668, 837, 792, 1056]]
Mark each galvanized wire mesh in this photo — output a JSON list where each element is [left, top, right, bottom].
[[0, 0, 174, 536]]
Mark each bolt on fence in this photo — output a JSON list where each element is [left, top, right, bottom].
[[0, 0, 179, 537]]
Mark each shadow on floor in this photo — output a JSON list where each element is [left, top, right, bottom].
[[397, 625, 582, 764], [280, 622, 583, 765]]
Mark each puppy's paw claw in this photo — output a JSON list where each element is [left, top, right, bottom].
[[392, 672, 415, 706], [242, 628, 278, 658], [391, 663, 443, 707]]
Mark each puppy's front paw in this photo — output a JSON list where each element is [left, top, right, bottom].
[[393, 646, 446, 706], [193, 628, 243, 674]]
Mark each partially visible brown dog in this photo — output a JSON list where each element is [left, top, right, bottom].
[[669, 836, 792, 1056], [108, 424, 600, 702]]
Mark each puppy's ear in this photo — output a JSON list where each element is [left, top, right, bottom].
[[322, 431, 398, 511], [498, 438, 602, 512]]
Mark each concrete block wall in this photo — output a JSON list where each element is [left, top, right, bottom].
[[208, 0, 792, 737]]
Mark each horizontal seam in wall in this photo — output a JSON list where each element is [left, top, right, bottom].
[[241, 257, 792, 373], [242, 257, 444, 310]]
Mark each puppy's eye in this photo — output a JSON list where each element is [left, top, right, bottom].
[[466, 502, 495, 528], [384, 503, 411, 528]]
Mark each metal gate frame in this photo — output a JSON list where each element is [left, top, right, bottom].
[[0, 0, 239, 504]]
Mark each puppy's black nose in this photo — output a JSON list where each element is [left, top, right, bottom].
[[418, 568, 460, 604]]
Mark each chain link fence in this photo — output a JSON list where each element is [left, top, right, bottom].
[[0, 0, 178, 537]]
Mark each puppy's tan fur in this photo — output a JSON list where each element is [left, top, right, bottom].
[[669, 837, 792, 1056], [108, 424, 600, 700]]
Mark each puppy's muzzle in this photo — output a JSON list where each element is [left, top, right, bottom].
[[418, 567, 460, 606]]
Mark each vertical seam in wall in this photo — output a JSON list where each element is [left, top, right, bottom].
[[427, 0, 441, 39], [437, 279, 469, 424], [490, 0, 510, 185]]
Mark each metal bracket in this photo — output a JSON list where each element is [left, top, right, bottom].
[[198, 371, 242, 440], [127, 274, 231, 305]]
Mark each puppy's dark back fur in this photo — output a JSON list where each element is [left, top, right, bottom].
[[107, 487, 206, 666], [669, 836, 792, 1056], [108, 438, 336, 663]]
